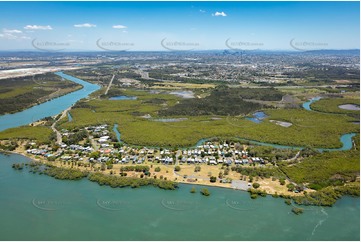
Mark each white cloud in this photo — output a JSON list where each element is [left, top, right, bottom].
[[24, 25, 53, 30], [0, 28, 28, 40], [212, 11, 227, 17], [113, 25, 127, 29], [74, 23, 96, 28], [199, 9, 206, 13], [4, 29, 22, 34]]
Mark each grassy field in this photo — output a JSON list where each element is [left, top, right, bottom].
[[0, 126, 53, 144], [310, 98, 360, 115]]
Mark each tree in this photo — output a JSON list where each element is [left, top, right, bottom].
[[249, 176, 254, 182], [154, 167, 161, 172], [90, 151, 100, 159], [218, 171, 223, 179], [291, 207, 303, 215], [224, 167, 230, 176], [210, 176, 217, 183], [174, 166, 181, 172], [200, 188, 210, 196], [287, 183, 295, 192], [194, 166, 201, 172], [100, 163, 106, 171], [252, 183, 260, 189], [190, 187, 196, 193], [279, 178, 286, 186]]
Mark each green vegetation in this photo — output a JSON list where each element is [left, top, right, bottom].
[[284, 199, 292, 205], [279, 150, 359, 189], [48, 87, 359, 148], [200, 188, 210, 196], [292, 183, 360, 206], [154, 167, 161, 172], [194, 166, 201, 172], [291, 207, 304, 215], [27, 162, 88, 180], [0, 126, 53, 144], [0, 73, 81, 114], [119, 165, 150, 172], [248, 188, 268, 198], [12, 163, 24, 170], [63, 129, 88, 145], [253, 183, 260, 189], [310, 98, 360, 115], [210, 176, 217, 183], [59, 103, 357, 148], [174, 166, 181, 172], [43, 165, 89, 180], [0, 140, 18, 151], [159, 87, 282, 116], [88, 172, 178, 190], [190, 187, 196, 193], [231, 166, 284, 179]]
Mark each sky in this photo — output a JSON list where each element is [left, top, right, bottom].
[[0, 1, 359, 51]]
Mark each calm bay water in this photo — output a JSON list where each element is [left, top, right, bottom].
[[0, 73, 359, 240], [0, 153, 359, 241]]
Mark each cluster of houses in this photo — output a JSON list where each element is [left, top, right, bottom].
[[27, 124, 266, 166]]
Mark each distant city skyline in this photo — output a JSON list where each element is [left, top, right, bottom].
[[0, 1, 359, 51]]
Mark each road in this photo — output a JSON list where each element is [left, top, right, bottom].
[[104, 74, 115, 95], [51, 107, 71, 144]]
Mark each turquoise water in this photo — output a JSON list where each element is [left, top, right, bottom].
[[0, 72, 100, 132], [67, 112, 73, 122], [113, 124, 121, 142], [0, 153, 359, 241], [239, 133, 356, 152], [302, 97, 322, 111], [109, 95, 137, 100]]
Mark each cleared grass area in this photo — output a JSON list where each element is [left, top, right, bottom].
[[0, 126, 53, 144]]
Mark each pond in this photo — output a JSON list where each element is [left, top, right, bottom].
[[246, 111, 268, 123], [338, 104, 360, 111], [67, 112, 73, 122], [169, 90, 195, 99], [152, 118, 188, 122], [270, 120, 293, 127], [109, 95, 137, 100]]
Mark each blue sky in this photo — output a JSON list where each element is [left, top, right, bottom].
[[0, 1, 359, 51]]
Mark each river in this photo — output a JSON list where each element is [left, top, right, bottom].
[[0, 72, 100, 132], [0, 73, 359, 240]]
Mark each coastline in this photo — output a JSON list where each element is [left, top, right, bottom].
[[1, 146, 301, 198]]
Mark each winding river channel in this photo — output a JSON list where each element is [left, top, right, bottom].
[[0, 73, 359, 240]]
